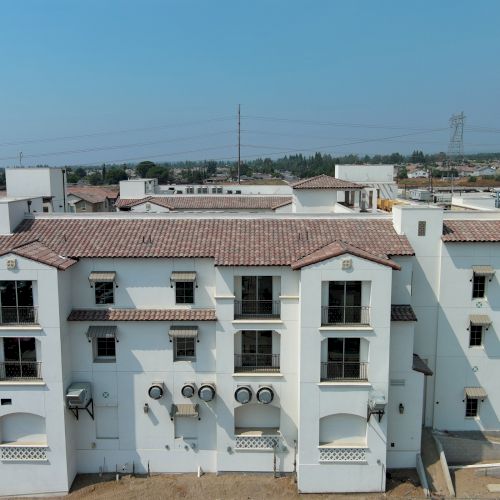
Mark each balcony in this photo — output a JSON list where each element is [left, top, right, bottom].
[[0, 361, 42, 381], [320, 361, 368, 381], [234, 353, 280, 373], [0, 306, 38, 325], [234, 300, 280, 320], [321, 306, 370, 326]]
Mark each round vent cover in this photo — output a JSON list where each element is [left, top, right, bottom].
[[256, 386, 274, 404], [181, 383, 195, 398], [148, 384, 164, 400], [198, 384, 216, 402], [234, 386, 252, 404]]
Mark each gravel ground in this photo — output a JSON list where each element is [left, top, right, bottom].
[[33, 469, 424, 500]]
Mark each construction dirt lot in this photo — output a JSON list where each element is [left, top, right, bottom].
[[22, 467, 500, 499], [40, 469, 424, 500]]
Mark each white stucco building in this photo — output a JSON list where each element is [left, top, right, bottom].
[[0, 191, 499, 496]]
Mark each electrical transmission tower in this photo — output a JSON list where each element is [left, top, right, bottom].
[[448, 112, 465, 162]]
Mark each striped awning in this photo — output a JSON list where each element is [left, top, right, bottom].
[[469, 314, 492, 326], [168, 326, 198, 339], [170, 271, 197, 282], [89, 271, 116, 282], [472, 265, 495, 276], [464, 387, 488, 399], [170, 404, 199, 418], [86, 325, 117, 340]]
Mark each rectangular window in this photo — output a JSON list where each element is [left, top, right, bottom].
[[241, 330, 273, 368], [94, 336, 116, 361], [202, 187, 208, 194], [327, 281, 363, 323], [469, 325, 483, 347], [240, 276, 273, 316], [0, 281, 35, 324], [418, 221, 426, 236], [472, 274, 486, 299], [174, 336, 196, 360], [197, 187, 202, 194], [465, 397, 479, 417], [217, 187, 223, 194], [2, 337, 38, 379], [212, 187, 217, 194], [95, 282, 114, 305], [175, 282, 194, 304]]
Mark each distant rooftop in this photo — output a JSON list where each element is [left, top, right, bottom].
[[292, 174, 364, 190]]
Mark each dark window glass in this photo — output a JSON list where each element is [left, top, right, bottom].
[[328, 281, 362, 323], [241, 276, 273, 315], [469, 325, 483, 347], [472, 275, 486, 299], [465, 397, 479, 417], [174, 337, 196, 360], [95, 282, 114, 304], [95, 337, 116, 359], [176, 282, 194, 304], [3, 337, 36, 362], [418, 221, 426, 236], [241, 330, 273, 367]]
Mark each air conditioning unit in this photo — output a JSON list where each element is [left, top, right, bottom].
[[6, 259, 16, 270], [234, 386, 252, 405], [148, 381, 165, 400], [66, 382, 92, 408], [256, 385, 274, 405], [181, 382, 196, 399], [198, 383, 216, 402], [368, 390, 386, 411]]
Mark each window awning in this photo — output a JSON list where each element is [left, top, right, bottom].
[[472, 265, 495, 276], [86, 325, 117, 341], [170, 403, 199, 419], [470, 314, 492, 326], [89, 271, 116, 282], [412, 354, 433, 376], [464, 387, 488, 399], [170, 272, 197, 282], [168, 326, 198, 339]]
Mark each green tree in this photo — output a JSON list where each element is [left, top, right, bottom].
[[88, 171, 103, 185], [104, 166, 127, 184], [398, 166, 408, 179], [136, 161, 156, 178]]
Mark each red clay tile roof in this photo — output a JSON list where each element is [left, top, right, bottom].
[[292, 174, 364, 190], [67, 186, 119, 204], [68, 308, 216, 321], [0, 241, 77, 270], [291, 240, 401, 270], [391, 304, 417, 322], [442, 220, 500, 242], [115, 196, 293, 211], [0, 218, 413, 266]]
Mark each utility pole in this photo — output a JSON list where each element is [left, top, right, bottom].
[[19, 152, 23, 167], [448, 112, 465, 195], [237, 104, 241, 184]]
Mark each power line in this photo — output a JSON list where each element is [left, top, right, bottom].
[[0, 116, 235, 148], [243, 114, 443, 132], [0, 130, 234, 162]]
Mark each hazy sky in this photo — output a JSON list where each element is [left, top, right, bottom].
[[0, 0, 499, 167]]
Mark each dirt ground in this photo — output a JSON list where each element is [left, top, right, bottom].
[[452, 467, 500, 499], [44, 469, 423, 500]]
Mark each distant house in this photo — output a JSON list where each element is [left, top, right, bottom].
[[66, 186, 118, 212], [470, 165, 497, 177], [407, 169, 429, 179]]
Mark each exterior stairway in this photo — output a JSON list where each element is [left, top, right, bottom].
[[421, 427, 449, 497]]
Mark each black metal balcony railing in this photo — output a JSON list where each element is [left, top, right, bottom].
[[321, 306, 370, 326], [0, 361, 42, 381], [321, 361, 368, 381], [234, 300, 281, 319], [0, 306, 38, 325], [234, 354, 280, 373]]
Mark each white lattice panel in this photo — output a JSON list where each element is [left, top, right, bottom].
[[319, 447, 367, 463], [235, 435, 279, 450], [0, 446, 48, 462]]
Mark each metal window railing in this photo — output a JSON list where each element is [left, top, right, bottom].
[[234, 353, 280, 373], [0, 361, 42, 381], [234, 300, 280, 319], [321, 306, 370, 326], [0, 306, 38, 325], [320, 361, 368, 381]]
